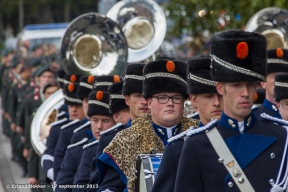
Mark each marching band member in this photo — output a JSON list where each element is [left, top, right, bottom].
[[73, 90, 116, 190], [53, 81, 87, 181], [84, 64, 148, 192], [85, 81, 130, 192], [55, 75, 94, 191], [152, 55, 223, 192], [254, 48, 288, 118], [175, 30, 288, 191], [97, 59, 199, 192]]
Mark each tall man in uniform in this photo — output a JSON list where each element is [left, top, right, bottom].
[[152, 55, 223, 192], [97, 60, 199, 192], [175, 30, 288, 191], [254, 48, 288, 118]]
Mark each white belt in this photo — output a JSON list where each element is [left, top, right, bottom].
[[206, 127, 255, 192]]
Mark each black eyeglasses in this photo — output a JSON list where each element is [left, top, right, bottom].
[[280, 102, 288, 110], [151, 95, 183, 104]]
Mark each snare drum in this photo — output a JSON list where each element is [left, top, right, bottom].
[[135, 154, 163, 192]]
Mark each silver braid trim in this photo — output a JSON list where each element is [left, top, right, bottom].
[[80, 82, 93, 89], [210, 54, 265, 81], [89, 100, 109, 109], [95, 82, 113, 86], [145, 72, 187, 85], [124, 75, 144, 81], [64, 95, 82, 104], [275, 81, 288, 88], [268, 58, 288, 65], [188, 73, 216, 86], [64, 80, 71, 84], [110, 94, 125, 99], [57, 77, 64, 83]]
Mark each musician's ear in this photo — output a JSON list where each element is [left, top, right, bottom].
[[147, 97, 152, 110]]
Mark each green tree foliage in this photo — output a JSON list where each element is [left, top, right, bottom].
[[164, 0, 288, 38]]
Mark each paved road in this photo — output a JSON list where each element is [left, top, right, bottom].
[[0, 116, 30, 192], [0, 131, 31, 192]]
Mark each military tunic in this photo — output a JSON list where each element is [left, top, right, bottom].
[[175, 112, 287, 192]]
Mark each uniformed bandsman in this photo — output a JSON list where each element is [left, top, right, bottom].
[[72, 75, 122, 189], [254, 48, 288, 118], [152, 55, 223, 192], [175, 30, 288, 192], [53, 81, 87, 181], [97, 59, 199, 191], [55, 75, 95, 191], [86, 81, 130, 192], [73, 90, 117, 190]]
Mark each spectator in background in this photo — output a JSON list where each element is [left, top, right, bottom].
[[4, 24, 14, 41]]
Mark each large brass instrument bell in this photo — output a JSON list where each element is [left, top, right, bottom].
[[107, 0, 166, 63], [245, 7, 288, 49], [31, 13, 129, 156]]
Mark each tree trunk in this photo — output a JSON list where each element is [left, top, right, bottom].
[[19, 0, 24, 30], [64, 1, 70, 22]]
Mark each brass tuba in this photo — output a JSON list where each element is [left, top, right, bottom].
[[60, 12, 128, 75], [31, 89, 64, 156], [245, 7, 288, 49], [31, 12, 129, 156], [107, 0, 167, 63]]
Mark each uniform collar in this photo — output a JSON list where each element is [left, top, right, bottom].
[[219, 112, 257, 132], [82, 118, 88, 124], [263, 99, 281, 118], [198, 121, 204, 128], [126, 118, 132, 128], [153, 122, 182, 146]]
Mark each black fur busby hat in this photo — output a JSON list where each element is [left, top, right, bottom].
[[92, 75, 122, 92], [122, 64, 145, 95], [210, 30, 266, 82], [187, 55, 217, 94], [266, 48, 288, 75], [108, 81, 128, 114], [56, 69, 66, 88], [63, 83, 82, 105], [77, 75, 94, 100], [87, 91, 110, 117], [274, 73, 288, 102], [143, 59, 188, 99], [63, 74, 82, 84]]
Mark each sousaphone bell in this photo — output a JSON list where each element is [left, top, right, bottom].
[[107, 0, 166, 63], [31, 12, 129, 156], [245, 7, 288, 49]]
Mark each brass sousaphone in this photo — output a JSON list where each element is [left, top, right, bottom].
[[107, 0, 167, 63], [245, 7, 288, 49], [31, 12, 128, 156]]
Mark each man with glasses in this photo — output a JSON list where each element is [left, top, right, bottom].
[[97, 60, 199, 192], [254, 48, 288, 119], [152, 55, 223, 192], [274, 74, 288, 120]]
